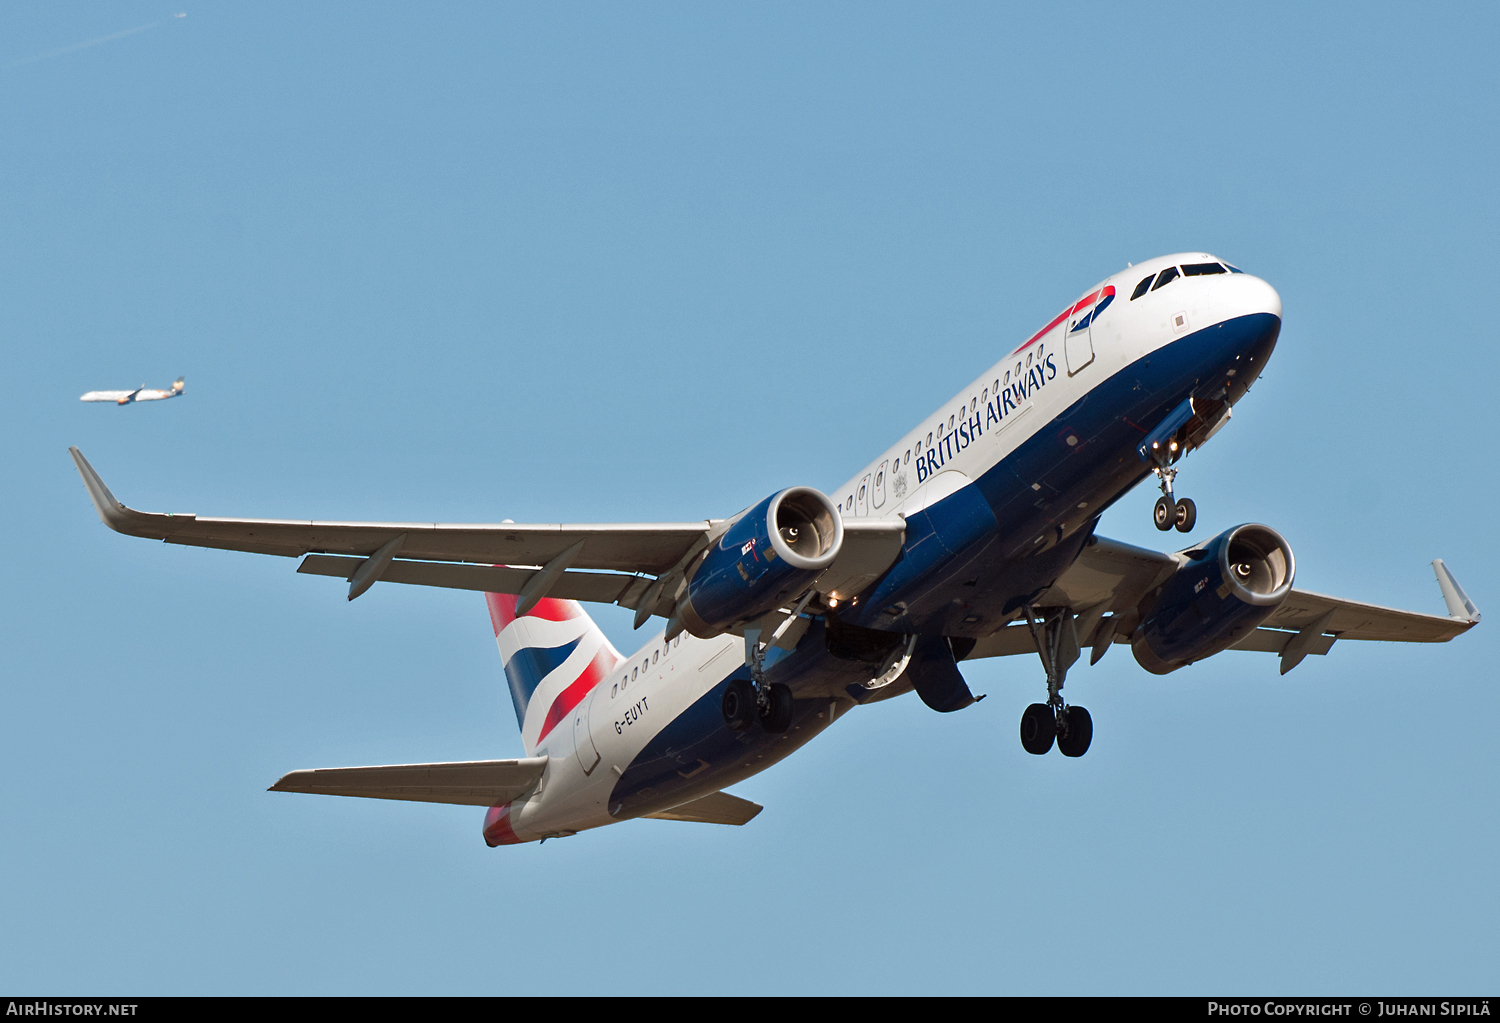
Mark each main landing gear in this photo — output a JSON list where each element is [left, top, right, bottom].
[[724, 592, 814, 735], [723, 678, 793, 733], [1019, 606, 1093, 757], [1151, 465, 1197, 534]]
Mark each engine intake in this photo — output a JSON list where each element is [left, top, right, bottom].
[[678, 487, 843, 637], [1132, 523, 1295, 674]]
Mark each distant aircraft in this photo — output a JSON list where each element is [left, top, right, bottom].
[[80, 377, 184, 405], [69, 253, 1481, 846]]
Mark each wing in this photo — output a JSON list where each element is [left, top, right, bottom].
[[79, 390, 134, 402], [269, 757, 548, 806], [965, 533, 1478, 671], [642, 790, 763, 825], [69, 447, 905, 618]]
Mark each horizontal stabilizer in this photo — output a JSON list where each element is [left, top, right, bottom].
[[269, 756, 547, 806], [642, 790, 762, 826]]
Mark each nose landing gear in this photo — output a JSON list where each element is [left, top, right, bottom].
[[1150, 466, 1196, 534], [1018, 607, 1093, 757]]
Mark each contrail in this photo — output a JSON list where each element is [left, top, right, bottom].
[[3, 16, 180, 69]]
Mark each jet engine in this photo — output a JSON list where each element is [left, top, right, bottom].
[[677, 487, 843, 637], [1131, 524, 1295, 674]]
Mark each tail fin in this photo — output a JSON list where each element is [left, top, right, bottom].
[[171, 377, 185, 394], [485, 592, 622, 756]]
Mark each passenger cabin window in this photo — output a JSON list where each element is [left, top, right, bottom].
[[1151, 266, 1180, 291], [1182, 262, 1227, 276], [1131, 274, 1154, 300]]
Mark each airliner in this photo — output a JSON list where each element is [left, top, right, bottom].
[[80, 376, 184, 405], [69, 252, 1480, 845]]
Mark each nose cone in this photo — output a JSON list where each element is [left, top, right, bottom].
[[1219, 272, 1282, 323]]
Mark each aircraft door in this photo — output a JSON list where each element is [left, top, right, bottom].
[[855, 473, 871, 516], [572, 686, 602, 775], [1064, 290, 1098, 376], [872, 461, 888, 509]]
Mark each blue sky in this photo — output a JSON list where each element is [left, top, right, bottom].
[[2, 2, 1495, 994]]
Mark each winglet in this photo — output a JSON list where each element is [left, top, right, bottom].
[[69, 446, 127, 528], [68, 447, 179, 539], [1433, 560, 1480, 622]]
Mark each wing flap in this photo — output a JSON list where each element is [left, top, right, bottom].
[[1228, 627, 1338, 655], [297, 555, 642, 604], [963, 623, 1040, 659], [269, 757, 548, 807], [642, 790, 763, 825]]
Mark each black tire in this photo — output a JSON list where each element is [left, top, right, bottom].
[[722, 679, 756, 731], [1019, 702, 1056, 755], [1057, 705, 1093, 757], [1153, 496, 1175, 531], [759, 682, 795, 733], [1174, 497, 1197, 534]]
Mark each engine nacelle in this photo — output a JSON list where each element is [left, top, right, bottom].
[[678, 487, 843, 637], [1132, 523, 1295, 675]]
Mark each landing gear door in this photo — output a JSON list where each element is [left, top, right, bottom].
[[1064, 285, 1112, 377], [572, 686, 602, 775]]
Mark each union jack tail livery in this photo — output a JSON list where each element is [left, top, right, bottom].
[[485, 592, 622, 757]]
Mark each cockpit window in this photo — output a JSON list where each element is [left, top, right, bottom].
[[1130, 274, 1154, 300], [1182, 262, 1227, 276], [1225, 264, 1244, 273], [1150, 266, 1180, 291]]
